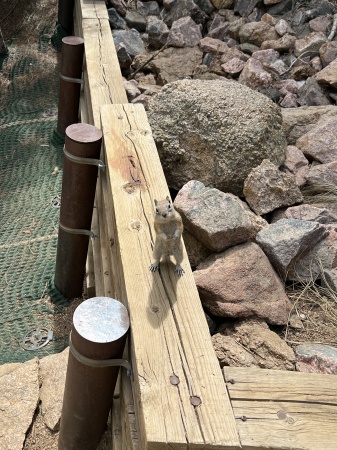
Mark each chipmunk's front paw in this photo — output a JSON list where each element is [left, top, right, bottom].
[[149, 262, 159, 272], [175, 265, 185, 276]]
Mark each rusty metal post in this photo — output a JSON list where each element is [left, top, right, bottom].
[[57, 36, 84, 134], [58, 297, 130, 450], [54, 123, 103, 299], [58, 0, 75, 35]]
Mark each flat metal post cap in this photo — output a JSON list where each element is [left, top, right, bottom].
[[73, 297, 129, 343]]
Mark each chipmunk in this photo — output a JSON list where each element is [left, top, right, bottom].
[[149, 196, 185, 276]]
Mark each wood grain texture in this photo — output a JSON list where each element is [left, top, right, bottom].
[[224, 367, 337, 449], [101, 103, 241, 450]]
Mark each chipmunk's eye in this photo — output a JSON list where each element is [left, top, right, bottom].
[[167, 203, 172, 210], [156, 208, 159, 213]]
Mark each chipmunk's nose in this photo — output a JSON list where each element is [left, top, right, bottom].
[[162, 213, 167, 218]]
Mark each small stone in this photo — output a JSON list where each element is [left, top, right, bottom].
[[147, 16, 169, 50], [295, 344, 337, 374], [294, 32, 327, 57], [280, 145, 309, 186], [309, 15, 332, 33], [277, 78, 299, 95], [256, 219, 328, 277], [221, 57, 245, 75], [264, 0, 284, 4], [136, 1, 160, 16], [319, 41, 337, 68], [288, 229, 337, 282], [310, 56, 322, 72], [305, 161, 337, 186], [322, 268, 337, 293], [107, 0, 127, 16], [131, 93, 152, 109], [260, 33, 296, 52], [296, 119, 337, 163], [125, 10, 147, 32], [281, 204, 337, 225], [252, 48, 288, 75], [239, 21, 279, 47], [275, 18, 293, 36], [261, 13, 278, 26], [212, 319, 295, 369], [298, 77, 330, 106], [211, 0, 233, 8], [116, 43, 133, 68], [195, 0, 216, 14], [108, 7, 127, 29], [267, 0, 293, 15], [123, 79, 141, 101], [238, 57, 273, 90], [40, 348, 69, 431], [234, 0, 260, 17], [199, 37, 231, 55], [168, 16, 202, 48], [243, 159, 302, 215], [315, 58, 337, 89], [113, 29, 145, 57], [280, 92, 298, 108], [163, 0, 208, 27], [289, 314, 303, 329]]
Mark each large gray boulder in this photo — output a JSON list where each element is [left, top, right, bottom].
[[148, 79, 287, 195]]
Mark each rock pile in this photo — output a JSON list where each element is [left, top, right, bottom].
[[107, 0, 337, 109], [106, 0, 337, 373]]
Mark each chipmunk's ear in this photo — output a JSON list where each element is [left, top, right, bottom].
[[166, 196, 171, 203]]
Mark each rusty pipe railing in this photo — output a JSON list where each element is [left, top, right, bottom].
[[54, 123, 103, 299], [58, 297, 130, 449]]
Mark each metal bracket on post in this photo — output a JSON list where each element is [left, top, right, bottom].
[[63, 146, 106, 170], [60, 73, 84, 84], [69, 332, 133, 380], [59, 222, 97, 239]]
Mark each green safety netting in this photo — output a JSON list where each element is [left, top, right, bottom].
[[0, 24, 73, 364]]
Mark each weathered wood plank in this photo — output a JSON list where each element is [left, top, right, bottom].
[[223, 367, 337, 405], [81, 17, 127, 125], [78, 0, 108, 20], [101, 103, 241, 450], [232, 400, 337, 450], [120, 365, 141, 450], [224, 367, 337, 450]]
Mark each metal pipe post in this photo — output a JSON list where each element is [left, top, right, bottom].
[[58, 0, 75, 35], [54, 123, 102, 299], [57, 36, 84, 134], [58, 297, 130, 450]]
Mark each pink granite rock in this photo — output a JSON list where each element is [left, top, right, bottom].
[[294, 32, 327, 57], [288, 229, 337, 281], [221, 57, 245, 75], [239, 21, 279, 47], [280, 204, 337, 224], [238, 57, 273, 90], [260, 33, 296, 52], [174, 180, 267, 252], [168, 16, 202, 48], [256, 219, 329, 277], [295, 344, 337, 374], [243, 159, 303, 215], [194, 242, 291, 324], [296, 119, 337, 163], [315, 58, 337, 88], [280, 145, 309, 186], [305, 161, 337, 186], [212, 319, 295, 369], [319, 41, 337, 68], [252, 48, 288, 74], [198, 36, 231, 54], [263, 0, 284, 4], [275, 18, 293, 36], [309, 15, 332, 33], [280, 93, 298, 108], [277, 79, 299, 95]]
